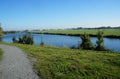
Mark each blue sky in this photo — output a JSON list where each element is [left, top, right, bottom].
[[0, 0, 120, 30]]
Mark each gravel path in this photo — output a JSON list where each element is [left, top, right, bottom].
[[0, 44, 40, 79]]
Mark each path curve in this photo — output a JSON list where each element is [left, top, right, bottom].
[[0, 44, 40, 79]]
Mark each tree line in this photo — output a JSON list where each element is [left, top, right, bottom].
[[70, 26, 120, 30]]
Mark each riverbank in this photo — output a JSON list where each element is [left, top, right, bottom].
[[32, 29, 120, 38], [2, 42, 120, 79]]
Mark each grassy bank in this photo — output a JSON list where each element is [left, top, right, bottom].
[[32, 29, 120, 38], [0, 49, 3, 60], [8, 43, 120, 79]]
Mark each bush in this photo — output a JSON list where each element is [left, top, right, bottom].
[[12, 37, 18, 43], [0, 27, 3, 41], [80, 33, 94, 50], [12, 33, 34, 45], [96, 31, 105, 51]]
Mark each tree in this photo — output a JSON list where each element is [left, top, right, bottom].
[[80, 33, 94, 50], [96, 31, 105, 51]]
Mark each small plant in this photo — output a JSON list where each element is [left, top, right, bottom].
[[40, 34, 44, 46], [77, 40, 81, 49], [96, 31, 105, 51]]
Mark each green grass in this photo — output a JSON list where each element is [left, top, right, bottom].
[[9, 43, 120, 79], [0, 48, 3, 60], [32, 29, 120, 37]]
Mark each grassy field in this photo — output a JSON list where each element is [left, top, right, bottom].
[[32, 29, 120, 37], [7, 43, 120, 79], [0, 49, 3, 60]]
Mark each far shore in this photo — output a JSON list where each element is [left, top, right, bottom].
[[31, 32, 120, 38], [4, 29, 120, 38]]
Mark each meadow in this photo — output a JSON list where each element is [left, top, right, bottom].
[[32, 29, 120, 37], [8, 43, 120, 79]]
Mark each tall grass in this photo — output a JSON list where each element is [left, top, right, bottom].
[[12, 43, 120, 79]]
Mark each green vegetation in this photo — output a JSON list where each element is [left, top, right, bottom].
[[32, 29, 120, 37], [96, 31, 105, 51], [8, 43, 120, 79], [12, 37, 18, 43], [12, 33, 34, 45], [80, 33, 93, 49], [80, 31, 106, 51], [0, 26, 3, 40], [0, 49, 3, 60]]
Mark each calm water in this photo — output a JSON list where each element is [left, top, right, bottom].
[[2, 33, 120, 52]]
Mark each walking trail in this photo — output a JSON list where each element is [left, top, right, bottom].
[[0, 44, 40, 79]]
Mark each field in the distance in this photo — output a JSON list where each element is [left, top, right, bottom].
[[32, 29, 120, 37], [9, 43, 120, 79]]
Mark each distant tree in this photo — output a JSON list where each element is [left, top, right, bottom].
[[80, 33, 94, 49], [12, 37, 18, 43], [96, 31, 105, 51], [0, 24, 3, 41]]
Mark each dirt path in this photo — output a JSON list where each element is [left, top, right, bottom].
[[0, 44, 40, 79]]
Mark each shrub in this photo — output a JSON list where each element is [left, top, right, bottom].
[[80, 33, 94, 50], [12, 37, 18, 43], [0, 26, 3, 41], [96, 31, 105, 51], [13, 33, 34, 45]]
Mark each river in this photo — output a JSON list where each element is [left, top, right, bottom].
[[2, 33, 120, 52]]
